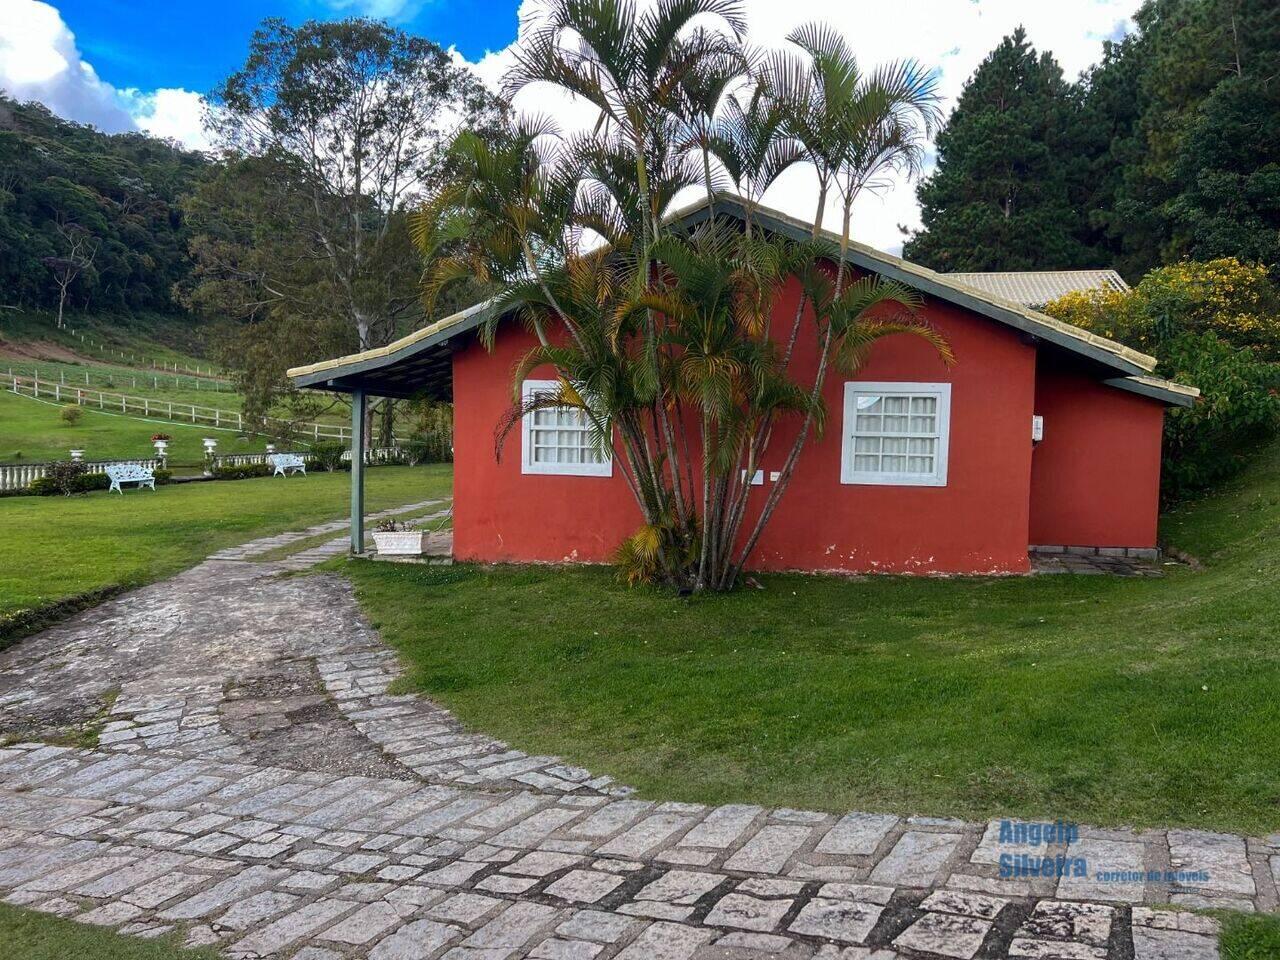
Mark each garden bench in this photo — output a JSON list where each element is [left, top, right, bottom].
[[105, 463, 156, 495], [268, 453, 307, 477]]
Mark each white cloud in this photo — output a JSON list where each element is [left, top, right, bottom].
[[455, 0, 1141, 254], [0, 1, 209, 150]]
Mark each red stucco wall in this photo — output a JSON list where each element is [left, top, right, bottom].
[[452, 276, 1041, 574], [1028, 358, 1165, 549]]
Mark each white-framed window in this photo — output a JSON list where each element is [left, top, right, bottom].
[[841, 381, 951, 487], [521, 379, 613, 477]]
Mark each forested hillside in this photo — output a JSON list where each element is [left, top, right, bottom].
[[0, 96, 207, 316], [904, 0, 1280, 278]]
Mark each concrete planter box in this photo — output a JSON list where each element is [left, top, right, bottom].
[[372, 530, 425, 556]]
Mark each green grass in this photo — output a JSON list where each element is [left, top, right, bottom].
[[343, 441, 1280, 835], [0, 464, 451, 622], [0, 903, 218, 960], [0, 390, 274, 466], [1222, 912, 1280, 958]]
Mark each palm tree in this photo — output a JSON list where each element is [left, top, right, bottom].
[[418, 6, 950, 590], [731, 25, 943, 581]]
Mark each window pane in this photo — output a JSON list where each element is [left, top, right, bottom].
[[853, 436, 880, 453], [911, 396, 936, 414], [883, 437, 909, 455], [882, 455, 907, 471], [908, 438, 936, 455], [883, 414, 909, 433], [855, 414, 882, 432], [907, 456, 933, 472], [884, 396, 909, 414], [856, 395, 882, 412], [853, 454, 880, 472], [909, 415, 935, 432]]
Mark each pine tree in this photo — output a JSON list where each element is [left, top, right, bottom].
[[903, 28, 1091, 271]]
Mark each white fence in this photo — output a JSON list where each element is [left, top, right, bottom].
[[8, 374, 353, 441], [210, 446, 406, 470], [0, 458, 161, 493]]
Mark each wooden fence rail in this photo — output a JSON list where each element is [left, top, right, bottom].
[[8, 374, 353, 441]]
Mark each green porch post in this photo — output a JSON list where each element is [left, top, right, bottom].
[[350, 388, 366, 554]]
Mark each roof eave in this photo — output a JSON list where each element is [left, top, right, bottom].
[[1104, 375, 1200, 408]]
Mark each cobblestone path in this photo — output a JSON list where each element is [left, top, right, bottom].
[[0, 511, 1270, 959]]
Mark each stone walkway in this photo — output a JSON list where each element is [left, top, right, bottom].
[[0, 514, 1270, 959]]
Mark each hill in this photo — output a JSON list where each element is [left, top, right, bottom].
[[0, 96, 207, 317]]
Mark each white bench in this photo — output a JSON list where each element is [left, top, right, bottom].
[[268, 453, 307, 477], [105, 463, 156, 494]]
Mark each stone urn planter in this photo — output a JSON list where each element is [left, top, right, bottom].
[[371, 529, 426, 556]]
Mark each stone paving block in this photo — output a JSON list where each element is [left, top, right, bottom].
[[80, 900, 145, 926], [1131, 927, 1219, 960], [894, 912, 992, 958], [160, 864, 287, 920], [723, 824, 810, 874], [369, 918, 463, 959], [919, 888, 1009, 919], [462, 900, 561, 950], [231, 898, 356, 955], [613, 921, 714, 960], [635, 869, 728, 904], [814, 812, 898, 857], [597, 813, 694, 859], [678, 805, 762, 850], [319, 900, 402, 945], [428, 892, 505, 924], [868, 831, 961, 887], [215, 891, 301, 931], [787, 897, 882, 944], [122, 870, 209, 909], [1167, 829, 1256, 898], [704, 892, 792, 932], [530, 936, 605, 959], [1056, 838, 1146, 903], [505, 851, 584, 877], [556, 909, 642, 943], [544, 869, 626, 904], [1012, 899, 1113, 950]]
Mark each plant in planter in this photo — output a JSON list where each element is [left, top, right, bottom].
[[371, 518, 425, 556]]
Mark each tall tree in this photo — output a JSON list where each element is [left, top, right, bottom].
[[183, 17, 500, 424], [903, 28, 1089, 271]]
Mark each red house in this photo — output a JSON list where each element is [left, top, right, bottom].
[[290, 197, 1198, 576]]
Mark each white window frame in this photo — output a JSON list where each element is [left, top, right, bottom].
[[521, 379, 613, 478], [840, 381, 951, 487]]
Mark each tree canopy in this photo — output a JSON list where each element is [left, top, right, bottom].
[[0, 96, 207, 315], [906, 0, 1280, 278], [903, 29, 1090, 271], [180, 17, 502, 423]]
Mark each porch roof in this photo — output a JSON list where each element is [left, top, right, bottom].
[[287, 194, 1197, 407]]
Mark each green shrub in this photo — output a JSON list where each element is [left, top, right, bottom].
[[43, 459, 87, 495], [29, 467, 172, 496], [310, 440, 347, 472], [60, 404, 83, 426], [211, 463, 273, 480], [1046, 260, 1280, 500], [1161, 333, 1280, 499]]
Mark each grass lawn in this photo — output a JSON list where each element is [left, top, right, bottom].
[[343, 440, 1280, 836], [0, 903, 217, 960], [1222, 912, 1280, 958], [0, 464, 451, 626], [0, 390, 277, 467]]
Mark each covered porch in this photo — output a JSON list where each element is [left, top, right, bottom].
[[286, 301, 494, 554]]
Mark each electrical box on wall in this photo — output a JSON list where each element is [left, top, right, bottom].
[[1031, 415, 1044, 442]]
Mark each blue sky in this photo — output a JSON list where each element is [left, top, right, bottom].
[[56, 0, 522, 96]]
